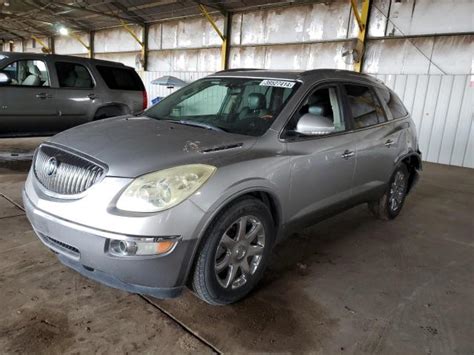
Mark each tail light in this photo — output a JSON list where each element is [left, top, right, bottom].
[[142, 90, 148, 110]]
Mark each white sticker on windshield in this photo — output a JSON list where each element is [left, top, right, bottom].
[[259, 80, 296, 88]]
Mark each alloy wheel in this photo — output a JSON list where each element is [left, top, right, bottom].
[[389, 170, 407, 212], [214, 215, 265, 290]]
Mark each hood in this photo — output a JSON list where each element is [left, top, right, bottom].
[[49, 115, 257, 177]]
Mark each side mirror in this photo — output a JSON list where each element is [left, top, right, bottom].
[[0, 72, 11, 85], [295, 113, 335, 136]]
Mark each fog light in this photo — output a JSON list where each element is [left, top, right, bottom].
[[109, 238, 177, 256]]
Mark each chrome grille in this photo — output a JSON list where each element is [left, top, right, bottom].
[[34, 145, 105, 195]]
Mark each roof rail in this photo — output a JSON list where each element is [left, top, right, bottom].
[[214, 68, 260, 73]]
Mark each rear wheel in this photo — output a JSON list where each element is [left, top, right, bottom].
[[191, 197, 274, 305], [369, 164, 410, 220]]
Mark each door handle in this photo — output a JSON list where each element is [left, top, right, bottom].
[[341, 150, 355, 159], [36, 92, 52, 99], [88, 93, 96, 100], [385, 139, 395, 147]]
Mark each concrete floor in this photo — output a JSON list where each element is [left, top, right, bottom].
[[0, 138, 473, 354]]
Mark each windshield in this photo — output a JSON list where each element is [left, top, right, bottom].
[[144, 77, 300, 136]]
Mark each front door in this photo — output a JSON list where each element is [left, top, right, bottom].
[[284, 85, 357, 227], [342, 84, 403, 202], [0, 58, 57, 136]]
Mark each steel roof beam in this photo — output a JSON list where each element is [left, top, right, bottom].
[[111, 1, 146, 25], [53, 2, 142, 25]]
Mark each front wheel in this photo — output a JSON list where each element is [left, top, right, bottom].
[[191, 197, 274, 305], [369, 164, 410, 220]]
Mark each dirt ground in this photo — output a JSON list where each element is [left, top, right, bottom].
[[0, 138, 473, 354]]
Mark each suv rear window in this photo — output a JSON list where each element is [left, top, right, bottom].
[[96, 65, 144, 91], [378, 87, 408, 119], [345, 84, 387, 129]]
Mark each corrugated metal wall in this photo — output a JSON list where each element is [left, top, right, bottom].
[[2, 0, 473, 168], [374, 74, 473, 168]]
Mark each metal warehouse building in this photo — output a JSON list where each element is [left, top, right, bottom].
[[2, 0, 472, 167], [0, 1, 473, 354]]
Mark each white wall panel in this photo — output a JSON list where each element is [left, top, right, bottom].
[[148, 23, 162, 50], [239, 1, 353, 46], [230, 42, 354, 71], [148, 48, 221, 72], [54, 34, 89, 55], [364, 35, 473, 75], [376, 74, 473, 168], [160, 17, 223, 50], [386, 0, 473, 37], [95, 26, 143, 53], [93, 52, 139, 68]]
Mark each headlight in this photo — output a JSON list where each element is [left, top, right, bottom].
[[109, 238, 177, 256], [116, 164, 216, 212]]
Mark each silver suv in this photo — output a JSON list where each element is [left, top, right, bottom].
[[23, 69, 421, 305], [0, 52, 146, 137]]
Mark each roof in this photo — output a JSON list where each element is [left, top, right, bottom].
[[0, 51, 129, 67], [0, 0, 325, 41], [210, 68, 385, 87]]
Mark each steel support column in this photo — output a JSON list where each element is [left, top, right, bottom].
[[142, 24, 149, 71], [31, 35, 51, 53], [69, 32, 92, 58], [350, 0, 371, 72], [120, 20, 146, 70], [198, 4, 229, 70], [89, 31, 94, 58]]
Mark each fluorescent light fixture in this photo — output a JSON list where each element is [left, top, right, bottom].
[[58, 27, 69, 36]]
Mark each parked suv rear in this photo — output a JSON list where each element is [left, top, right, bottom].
[[0, 52, 147, 136]]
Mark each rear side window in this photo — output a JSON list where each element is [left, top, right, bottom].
[[378, 87, 408, 119], [96, 65, 144, 91], [56, 62, 93, 88], [345, 84, 387, 129]]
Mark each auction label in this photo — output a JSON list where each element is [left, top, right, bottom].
[[259, 80, 296, 88]]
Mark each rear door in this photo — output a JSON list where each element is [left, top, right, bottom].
[[342, 83, 404, 202], [0, 58, 57, 135], [51, 60, 97, 130], [95, 65, 145, 114], [284, 84, 357, 227]]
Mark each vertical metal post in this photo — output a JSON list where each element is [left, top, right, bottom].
[[142, 24, 148, 71], [89, 31, 94, 58], [221, 12, 231, 70], [350, 0, 371, 72], [198, 4, 229, 70], [49, 36, 55, 54]]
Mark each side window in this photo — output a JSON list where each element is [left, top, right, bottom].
[[170, 84, 228, 117], [0, 59, 50, 87], [96, 65, 144, 91], [378, 87, 408, 119], [55, 62, 93, 89], [345, 84, 386, 128], [284, 86, 345, 137]]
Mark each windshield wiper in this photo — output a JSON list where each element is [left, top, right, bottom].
[[171, 120, 226, 132]]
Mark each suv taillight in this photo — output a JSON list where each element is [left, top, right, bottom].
[[142, 90, 148, 110]]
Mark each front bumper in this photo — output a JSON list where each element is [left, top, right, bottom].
[[23, 189, 200, 298]]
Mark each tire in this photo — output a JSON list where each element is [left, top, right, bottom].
[[191, 197, 274, 305], [368, 164, 410, 220], [93, 106, 127, 120]]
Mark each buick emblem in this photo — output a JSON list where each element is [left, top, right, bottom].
[[46, 157, 59, 176]]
